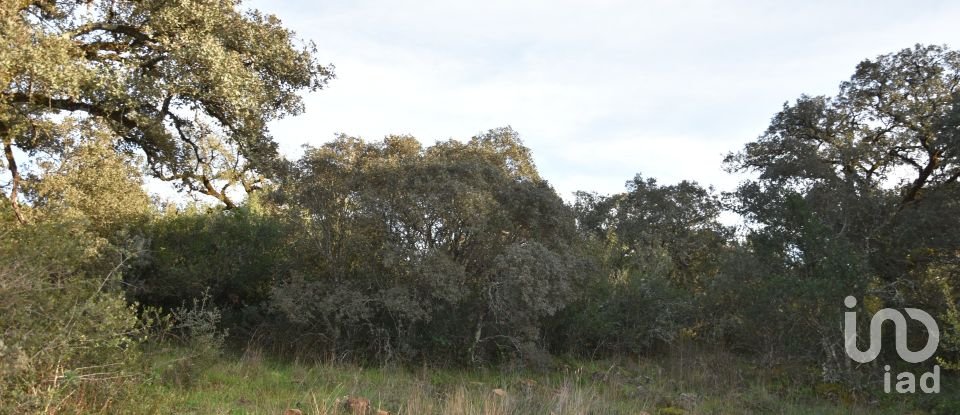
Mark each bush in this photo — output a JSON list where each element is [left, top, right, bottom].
[[170, 290, 229, 360], [548, 245, 695, 357], [0, 221, 142, 414], [127, 204, 289, 339]]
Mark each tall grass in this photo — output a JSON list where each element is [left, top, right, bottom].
[[62, 345, 923, 415]]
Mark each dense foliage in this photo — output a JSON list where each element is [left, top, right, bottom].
[[2, 2, 960, 411], [1, 0, 333, 216], [0, 135, 149, 413], [266, 129, 587, 364], [720, 44, 960, 371]]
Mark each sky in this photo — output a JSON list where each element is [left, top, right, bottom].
[[246, 0, 960, 201]]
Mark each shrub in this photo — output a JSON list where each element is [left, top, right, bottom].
[[0, 221, 142, 414], [170, 290, 229, 360], [127, 204, 290, 339]]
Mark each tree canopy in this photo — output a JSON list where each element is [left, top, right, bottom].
[[264, 127, 587, 363], [1, 0, 333, 218], [719, 44, 960, 366]]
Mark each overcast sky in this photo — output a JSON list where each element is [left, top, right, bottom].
[[247, 0, 960, 200]]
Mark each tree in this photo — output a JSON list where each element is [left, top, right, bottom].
[[727, 44, 960, 281], [575, 175, 729, 291], [25, 118, 152, 238], [722, 44, 960, 365], [269, 128, 586, 364], [730, 45, 960, 202], [1, 0, 333, 219], [550, 176, 727, 356]]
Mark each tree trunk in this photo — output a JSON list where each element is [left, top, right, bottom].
[[2, 137, 26, 225]]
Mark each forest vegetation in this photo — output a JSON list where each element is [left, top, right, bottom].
[[2, 1, 960, 413]]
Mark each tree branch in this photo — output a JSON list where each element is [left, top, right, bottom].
[[200, 174, 237, 209], [900, 149, 942, 208], [2, 133, 27, 225], [6, 92, 141, 131], [71, 22, 156, 44]]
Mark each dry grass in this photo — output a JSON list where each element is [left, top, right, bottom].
[[45, 346, 931, 415]]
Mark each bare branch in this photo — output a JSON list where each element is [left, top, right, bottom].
[[71, 22, 156, 44], [2, 131, 27, 225]]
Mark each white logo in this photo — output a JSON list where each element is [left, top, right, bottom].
[[843, 296, 939, 363], [843, 296, 941, 394]]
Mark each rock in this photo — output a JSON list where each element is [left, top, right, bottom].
[[492, 388, 507, 397], [518, 378, 537, 393], [678, 392, 699, 409], [342, 396, 371, 414]]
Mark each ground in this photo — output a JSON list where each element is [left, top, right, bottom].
[[76, 347, 940, 415]]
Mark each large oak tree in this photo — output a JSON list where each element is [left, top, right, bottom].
[[721, 44, 960, 364], [1, 0, 333, 220]]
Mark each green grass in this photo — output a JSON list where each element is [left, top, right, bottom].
[[67, 347, 928, 415]]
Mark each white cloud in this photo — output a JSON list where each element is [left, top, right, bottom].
[[249, 0, 960, 200]]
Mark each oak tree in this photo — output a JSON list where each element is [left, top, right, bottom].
[[1, 0, 333, 219], [722, 44, 960, 364]]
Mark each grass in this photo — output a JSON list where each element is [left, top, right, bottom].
[[63, 346, 929, 415]]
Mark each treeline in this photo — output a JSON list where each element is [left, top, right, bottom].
[[138, 46, 959, 374]]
